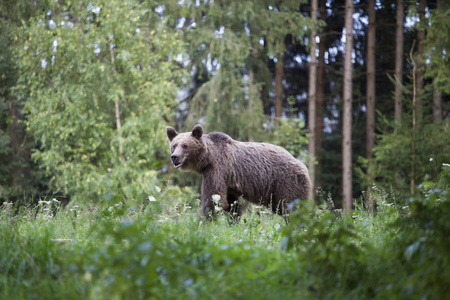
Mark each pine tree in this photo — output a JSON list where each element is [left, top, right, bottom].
[[343, 0, 354, 213], [365, 0, 376, 211], [395, 0, 404, 121], [308, 0, 318, 201]]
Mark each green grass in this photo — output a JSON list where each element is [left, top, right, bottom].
[[1, 172, 449, 300]]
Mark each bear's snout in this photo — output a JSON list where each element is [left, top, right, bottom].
[[171, 154, 183, 168]]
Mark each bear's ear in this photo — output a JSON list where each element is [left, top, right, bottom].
[[166, 126, 178, 141], [192, 124, 203, 139]]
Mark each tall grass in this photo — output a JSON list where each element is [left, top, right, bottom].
[[1, 167, 449, 299]]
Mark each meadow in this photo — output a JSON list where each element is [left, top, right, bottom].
[[1, 167, 449, 300]]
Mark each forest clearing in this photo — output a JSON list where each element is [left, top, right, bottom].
[[1, 0, 449, 298]]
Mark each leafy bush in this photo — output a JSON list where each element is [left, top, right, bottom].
[[281, 201, 373, 299], [14, 0, 186, 203], [381, 165, 450, 299]]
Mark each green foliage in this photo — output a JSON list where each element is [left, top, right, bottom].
[[377, 165, 450, 298], [271, 117, 309, 161], [282, 202, 372, 298], [425, 6, 450, 94], [1, 172, 450, 299], [0, 0, 52, 202], [13, 0, 186, 203], [173, 0, 314, 140], [369, 120, 450, 200], [186, 67, 266, 141]]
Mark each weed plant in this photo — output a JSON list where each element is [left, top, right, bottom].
[[1, 166, 449, 299]]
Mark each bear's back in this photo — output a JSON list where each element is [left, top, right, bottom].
[[206, 132, 234, 145]]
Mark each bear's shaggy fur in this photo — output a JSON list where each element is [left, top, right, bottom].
[[166, 124, 311, 219]]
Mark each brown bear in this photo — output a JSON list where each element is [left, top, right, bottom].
[[166, 124, 311, 220]]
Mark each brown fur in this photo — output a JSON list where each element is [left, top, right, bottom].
[[166, 124, 311, 220]]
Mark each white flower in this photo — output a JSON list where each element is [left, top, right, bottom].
[[155, 186, 161, 193], [48, 20, 56, 30], [148, 196, 156, 202], [212, 194, 221, 204], [39, 200, 51, 205], [52, 198, 59, 202], [429, 158, 434, 162], [92, 6, 101, 14], [443, 163, 450, 168]]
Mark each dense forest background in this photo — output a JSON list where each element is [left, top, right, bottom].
[[1, 0, 449, 209]]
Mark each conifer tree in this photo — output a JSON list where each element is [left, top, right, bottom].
[[343, 0, 354, 213]]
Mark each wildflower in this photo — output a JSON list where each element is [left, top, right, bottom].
[[52, 198, 60, 203], [148, 196, 156, 202], [83, 272, 92, 282], [443, 163, 450, 168], [39, 200, 51, 205], [155, 186, 161, 193], [212, 194, 221, 204], [429, 158, 434, 162]]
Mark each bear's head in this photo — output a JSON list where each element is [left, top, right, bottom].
[[166, 124, 205, 171]]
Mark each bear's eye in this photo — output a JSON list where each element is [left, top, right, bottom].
[[182, 144, 188, 149]]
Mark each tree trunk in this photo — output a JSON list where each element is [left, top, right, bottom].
[[433, 0, 443, 123], [315, 0, 327, 189], [343, 0, 354, 214], [109, 37, 125, 163], [433, 82, 442, 122], [395, 0, 404, 121], [366, 0, 376, 211], [416, 0, 426, 121], [308, 0, 318, 201], [275, 60, 284, 119], [410, 47, 417, 196]]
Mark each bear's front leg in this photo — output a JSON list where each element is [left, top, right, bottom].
[[201, 177, 227, 221]]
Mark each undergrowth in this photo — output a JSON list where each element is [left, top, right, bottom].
[[1, 165, 449, 299]]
